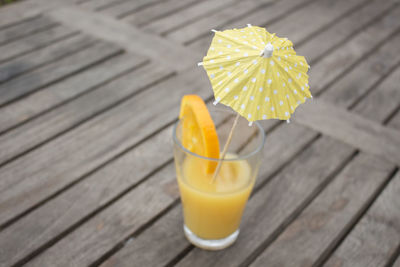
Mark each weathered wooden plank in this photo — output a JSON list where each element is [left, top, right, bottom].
[[0, 34, 94, 84], [321, 33, 400, 109], [0, 66, 205, 228], [0, 41, 122, 107], [0, 25, 77, 64], [101, 0, 199, 19], [123, 0, 200, 26], [0, 52, 147, 135], [293, 99, 400, 166], [0, 112, 257, 266], [142, 0, 250, 36], [100, 204, 185, 267], [309, 6, 400, 96], [173, 137, 355, 267], [0, 16, 56, 46], [249, 154, 395, 267], [324, 172, 400, 267], [48, 6, 198, 71], [0, 59, 162, 167], [25, 122, 318, 267], [351, 66, 400, 123], [0, 122, 174, 267], [0, 0, 66, 29], [297, 0, 397, 64], [266, 0, 371, 45], [388, 111, 400, 131], [394, 256, 400, 267], [79, 0, 159, 12], [161, 0, 284, 45], [168, 0, 371, 46]]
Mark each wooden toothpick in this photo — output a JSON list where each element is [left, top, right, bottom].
[[211, 113, 241, 183]]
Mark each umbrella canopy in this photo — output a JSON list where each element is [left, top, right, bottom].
[[199, 25, 312, 123]]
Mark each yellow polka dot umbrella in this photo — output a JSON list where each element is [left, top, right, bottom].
[[199, 24, 312, 125], [198, 24, 312, 178]]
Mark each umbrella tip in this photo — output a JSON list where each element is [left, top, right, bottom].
[[248, 121, 253, 126], [197, 62, 203, 66], [262, 43, 274, 58], [286, 119, 290, 123], [211, 29, 217, 33], [247, 24, 252, 27]]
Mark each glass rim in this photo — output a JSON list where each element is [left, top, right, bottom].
[[172, 112, 266, 162]]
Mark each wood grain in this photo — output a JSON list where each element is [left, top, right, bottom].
[[388, 111, 400, 131], [324, 172, 400, 267], [266, 0, 371, 45], [0, 52, 148, 134], [0, 41, 122, 107], [0, 16, 55, 46], [79, 0, 159, 13], [142, 0, 247, 36], [249, 153, 395, 267], [394, 256, 400, 267], [0, 0, 67, 29], [0, 34, 94, 84], [100, 0, 199, 19], [123, 0, 200, 26], [0, 66, 205, 228], [352, 65, 400, 123], [308, 5, 400, 96], [48, 6, 199, 71], [293, 99, 400, 166], [163, 0, 297, 45], [321, 33, 400, 109], [297, 0, 398, 63], [0, 25, 77, 64]]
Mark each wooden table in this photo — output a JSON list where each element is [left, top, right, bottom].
[[0, 0, 399, 266]]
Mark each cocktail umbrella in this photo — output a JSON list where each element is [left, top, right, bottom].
[[198, 24, 311, 178]]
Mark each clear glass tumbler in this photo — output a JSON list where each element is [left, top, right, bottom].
[[173, 107, 265, 250]]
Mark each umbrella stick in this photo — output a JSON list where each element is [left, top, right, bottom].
[[212, 113, 240, 183]]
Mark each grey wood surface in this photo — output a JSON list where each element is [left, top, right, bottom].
[[0, 62, 173, 227], [294, 99, 400, 166], [0, 53, 149, 164], [0, 25, 77, 64], [394, 256, 400, 267], [163, 0, 307, 45], [49, 6, 198, 71], [388, 111, 400, 131], [0, 50, 146, 134], [324, 172, 400, 267], [0, 0, 399, 266], [249, 153, 395, 267], [144, 0, 245, 36], [0, 16, 56, 46], [123, 0, 200, 26], [0, 41, 122, 106], [0, 34, 94, 84]]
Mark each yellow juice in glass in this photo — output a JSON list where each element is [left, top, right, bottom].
[[177, 154, 254, 240]]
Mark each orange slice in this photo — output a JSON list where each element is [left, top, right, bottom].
[[179, 95, 220, 173]]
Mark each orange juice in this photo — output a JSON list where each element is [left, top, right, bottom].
[[177, 154, 254, 240]]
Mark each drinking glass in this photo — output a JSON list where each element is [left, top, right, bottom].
[[173, 107, 265, 250]]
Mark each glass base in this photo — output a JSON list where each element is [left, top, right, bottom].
[[183, 225, 239, 250]]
